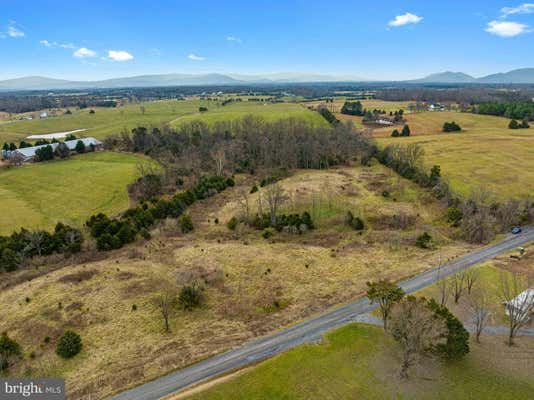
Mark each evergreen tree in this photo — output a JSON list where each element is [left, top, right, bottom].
[[400, 125, 411, 137]]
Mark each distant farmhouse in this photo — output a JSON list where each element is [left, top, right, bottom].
[[427, 103, 446, 111], [39, 112, 49, 119], [2, 137, 103, 162]]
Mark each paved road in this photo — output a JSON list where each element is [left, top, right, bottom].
[[111, 227, 534, 400]]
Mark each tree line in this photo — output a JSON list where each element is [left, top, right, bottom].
[[0, 223, 83, 272], [106, 116, 375, 173]]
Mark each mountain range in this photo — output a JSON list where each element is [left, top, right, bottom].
[[2, 68, 534, 91]]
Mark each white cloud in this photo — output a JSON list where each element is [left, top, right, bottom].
[[40, 39, 75, 49], [388, 12, 423, 27], [73, 47, 97, 58], [7, 21, 24, 37], [501, 3, 534, 18], [485, 20, 530, 37], [107, 50, 134, 61], [188, 53, 206, 61], [226, 35, 242, 43]]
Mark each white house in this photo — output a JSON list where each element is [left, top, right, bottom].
[[39, 112, 49, 119], [504, 288, 534, 321]]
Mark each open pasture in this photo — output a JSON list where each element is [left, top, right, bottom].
[[376, 112, 534, 199], [0, 151, 151, 234], [170, 101, 325, 127]]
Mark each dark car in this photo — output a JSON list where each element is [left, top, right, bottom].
[[511, 226, 522, 234]]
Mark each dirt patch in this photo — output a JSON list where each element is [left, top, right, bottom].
[[57, 269, 98, 284]]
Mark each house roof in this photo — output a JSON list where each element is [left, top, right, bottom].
[[14, 137, 102, 159], [505, 288, 534, 311]]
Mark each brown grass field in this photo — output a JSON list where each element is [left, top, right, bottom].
[[0, 163, 475, 399], [374, 111, 534, 199]]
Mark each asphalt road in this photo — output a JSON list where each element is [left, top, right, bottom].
[[110, 227, 534, 400]]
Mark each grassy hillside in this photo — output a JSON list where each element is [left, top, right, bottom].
[[0, 100, 203, 143], [0, 99, 325, 144], [187, 323, 533, 400], [0, 163, 473, 399], [170, 101, 326, 127], [375, 112, 534, 199], [0, 151, 151, 234]]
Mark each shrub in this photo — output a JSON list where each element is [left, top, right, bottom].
[[416, 232, 433, 249], [250, 184, 259, 194], [443, 121, 461, 132], [178, 284, 202, 311], [445, 206, 463, 227], [75, 140, 86, 154], [55, 330, 82, 359], [400, 124, 411, 137], [391, 129, 400, 137], [262, 227, 276, 239], [427, 299, 469, 359], [508, 119, 519, 129], [345, 211, 364, 231], [179, 214, 194, 234], [0, 332, 21, 372], [227, 216, 238, 231]]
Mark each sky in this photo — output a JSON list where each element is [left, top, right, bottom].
[[1, 0, 534, 81]]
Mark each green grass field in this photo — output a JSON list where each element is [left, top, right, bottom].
[[375, 111, 534, 199], [170, 101, 326, 127], [0, 100, 205, 144], [0, 151, 151, 234], [189, 323, 534, 400], [0, 99, 325, 144]]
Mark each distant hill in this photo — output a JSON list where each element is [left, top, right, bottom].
[[0, 73, 368, 91], [411, 68, 534, 84], [409, 71, 477, 83], [477, 68, 534, 84], [2, 68, 534, 90]]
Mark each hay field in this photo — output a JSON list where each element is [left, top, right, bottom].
[[375, 112, 534, 199]]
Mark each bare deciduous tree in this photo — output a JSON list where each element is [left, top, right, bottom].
[[451, 271, 466, 304], [237, 189, 251, 222], [390, 297, 447, 379], [264, 183, 286, 226], [466, 287, 491, 343], [500, 272, 533, 346], [153, 286, 178, 333], [211, 148, 226, 176], [464, 269, 478, 295]]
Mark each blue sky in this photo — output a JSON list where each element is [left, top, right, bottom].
[[1, 0, 534, 80]]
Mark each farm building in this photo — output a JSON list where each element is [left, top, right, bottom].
[[504, 288, 534, 321], [2, 137, 103, 162]]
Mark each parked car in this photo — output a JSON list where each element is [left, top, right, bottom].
[[511, 226, 522, 234]]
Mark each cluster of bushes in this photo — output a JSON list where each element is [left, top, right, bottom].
[[442, 121, 461, 132], [340, 101, 364, 116], [0, 223, 83, 272], [377, 144, 441, 189], [415, 232, 433, 249], [317, 106, 339, 125], [34, 140, 90, 162], [249, 212, 314, 233], [87, 175, 233, 251], [391, 124, 411, 137], [508, 119, 530, 129]]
